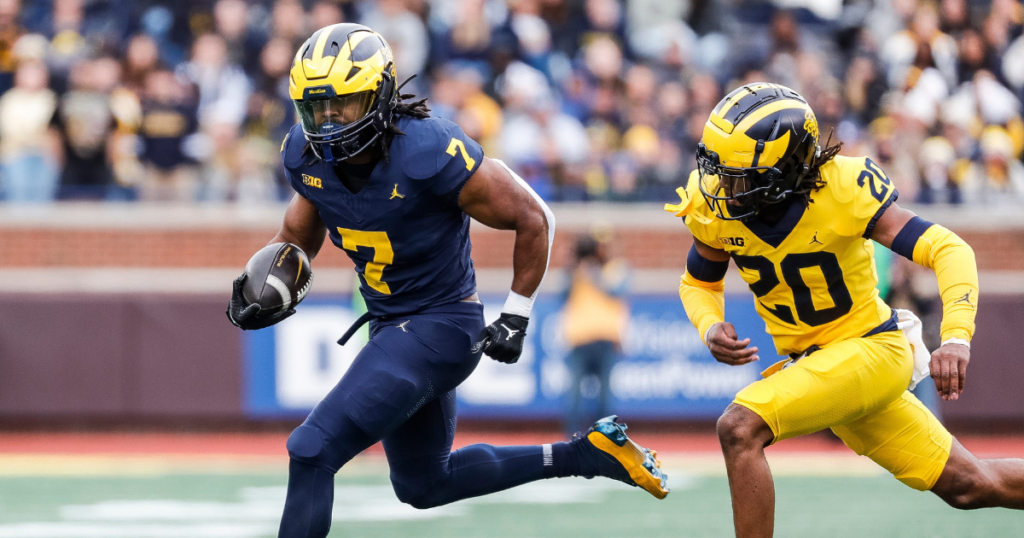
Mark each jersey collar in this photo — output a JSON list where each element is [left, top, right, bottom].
[[739, 199, 807, 249]]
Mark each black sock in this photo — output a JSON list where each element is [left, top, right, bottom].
[[545, 440, 585, 478]]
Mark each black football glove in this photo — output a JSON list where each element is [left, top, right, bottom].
[[226, 273, 296, 331], [474, 313, 529, 364]]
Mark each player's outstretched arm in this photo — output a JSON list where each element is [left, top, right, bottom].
[[458, 157, 555, 364], [228, 193, 327, 331], [682, 238, 759, 366], [872, 202, 978, 401]]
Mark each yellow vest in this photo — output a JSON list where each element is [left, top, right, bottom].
[[562, 261, 629, 347]]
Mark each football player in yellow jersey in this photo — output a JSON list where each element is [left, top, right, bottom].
[[665, 82, 1024, 538]]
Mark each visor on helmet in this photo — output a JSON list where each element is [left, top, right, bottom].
[[295, 92, 376, 135], [293, 91, 383, 163]]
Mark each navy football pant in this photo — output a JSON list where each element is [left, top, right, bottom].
[[279, 302, 554, 538]]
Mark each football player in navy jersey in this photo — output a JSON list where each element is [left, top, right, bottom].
[[225, 24, 669, 538]]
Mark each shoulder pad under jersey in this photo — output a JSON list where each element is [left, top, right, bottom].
[[395, 116, 466, 180], [281, 123, 308, 171]]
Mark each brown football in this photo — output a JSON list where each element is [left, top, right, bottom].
[[241, 243, 313, 315]]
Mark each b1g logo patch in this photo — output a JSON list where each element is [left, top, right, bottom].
[[720, 237, 745, 247], [302, 174, 323, 189]]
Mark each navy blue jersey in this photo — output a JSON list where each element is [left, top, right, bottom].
[[282, 116, 484, 317]]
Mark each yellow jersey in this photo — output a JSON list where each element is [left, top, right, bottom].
[[679, 155, 897, 355]]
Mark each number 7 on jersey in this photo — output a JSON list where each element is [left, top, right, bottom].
[[446, 138, 476, 171], [337, 228, 394, 295]]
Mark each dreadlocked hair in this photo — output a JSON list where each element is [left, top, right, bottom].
[[792, 128, 843, 207], [380, 75, 431, 164]]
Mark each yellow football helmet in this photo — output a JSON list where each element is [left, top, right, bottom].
[[697, 82, 820, 220], [289, 23, 398, 162]]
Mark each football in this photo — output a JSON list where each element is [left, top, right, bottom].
[[241, 242, 313, 315]]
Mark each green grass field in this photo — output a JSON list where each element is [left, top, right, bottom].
[[1, 453, 1022, 538]]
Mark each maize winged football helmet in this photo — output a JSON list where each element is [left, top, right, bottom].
[[697, 82, 821, 220], [289, 23, 398, 162]]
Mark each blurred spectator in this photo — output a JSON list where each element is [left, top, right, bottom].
[[0, 0, 1020, 207], [845, 56, 886, 125], [139, 5, 186, 67], [430, 0, 507, 84], [500, 62, 588, 200], [43, 0, 127, 92], [0, 59, 57, 201], [959, 126, 1024, 203], [135, 69, 198, 201], [177, 33, 251, 201], [0, 0, 24, 93], [179, 33, 250, 129], [881, 2, 958, 89], [271, 0, 307, 51], [561, 226, 629, 435], [240, 36, 298, 201], [45, 0, 90, 93], [310, 1, 344, 30], [916, 135, 959, 204], [579, 0, 630, 58], [431, 63, 503, 154], [508, 2, 554, 79], [122, 34, 162, 95], [656, 80, 688, 146], [362, 0, 429, 89], [247, 37, 296, 147], [51, 56, 120, 199], [214, 0, 263, 74]]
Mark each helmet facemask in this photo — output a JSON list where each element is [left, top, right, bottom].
[[696, 134, 816, 221], [294, 63, 398, 163]]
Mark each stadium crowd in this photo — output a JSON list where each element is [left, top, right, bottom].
[[0, 0, 1022, 203]]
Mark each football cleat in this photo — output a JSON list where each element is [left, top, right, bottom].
[[580, 415, 670, 499]]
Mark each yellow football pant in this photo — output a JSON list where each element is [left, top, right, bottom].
[[734, 330, 953, 491]]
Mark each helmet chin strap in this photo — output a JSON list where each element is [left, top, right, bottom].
[[321, 143, 336, 164]]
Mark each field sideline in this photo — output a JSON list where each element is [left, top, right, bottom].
[[0, 431, 1022, 537]]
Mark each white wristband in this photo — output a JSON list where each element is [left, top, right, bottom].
[[703, 324, 717, 346], [941, 338, 970, 350], [503, 291, 534, 318]]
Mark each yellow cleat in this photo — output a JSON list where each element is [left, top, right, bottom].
[[582, 415, 670, 499]]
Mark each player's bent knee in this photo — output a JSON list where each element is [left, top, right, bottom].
[[390, 461, 455, 510], [933, 460, 997, 510], [392, 481, 447, 510], [399, 492, 444, 510], [948, 475, 998, 510], [717, 404, 772, 454], [937, 486, 990, 511], [287, 424, 324, 460]]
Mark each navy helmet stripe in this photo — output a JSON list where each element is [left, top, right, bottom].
[[715, 84, 810, 126], [350, 33, 386, 62], [301, 27, 329, 60]]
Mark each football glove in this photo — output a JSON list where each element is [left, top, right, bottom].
[[226, 273, 296, 331], [474, 313, 529, 364]]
